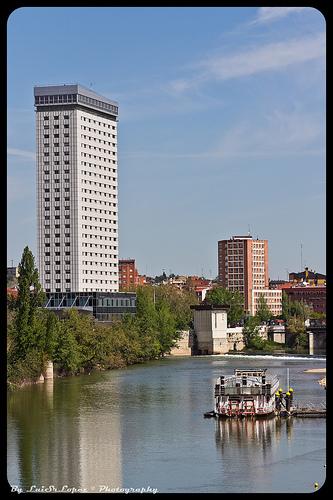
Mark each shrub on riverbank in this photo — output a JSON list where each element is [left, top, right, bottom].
[[243, 340, 286, 354], [7, 349, 46, 388]]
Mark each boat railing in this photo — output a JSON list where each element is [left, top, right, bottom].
[[216, 375, 279, 387], [234, 369, 267, 377], [215, 386, 269, 396], [215, 374, 279, 397]]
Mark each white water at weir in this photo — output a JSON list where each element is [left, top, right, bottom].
[[214, 354, 326, 361]]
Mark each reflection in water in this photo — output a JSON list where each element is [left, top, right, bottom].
[[8, 379, 81, 490], [214, 416, 298, 492], [7, 374, 122, 492], [215, 417, 294, 458], [7, 357, 326, 494], [217, 417, 272, 452], [215, 417, 293, 472], [78, 379, 122, 491], [44, 380, 54, 409]]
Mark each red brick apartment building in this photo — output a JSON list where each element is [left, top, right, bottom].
[[119, 259, 139, 290], [218, 235, 269, 313], [118, 259, 146, 290], [283, 286, 326, 314]]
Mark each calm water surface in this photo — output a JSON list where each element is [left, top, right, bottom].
[[7, 355, 326, 493]]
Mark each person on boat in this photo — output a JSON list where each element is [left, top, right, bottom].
[[289, 388, 294, 404], [285, 392, 291, 412]]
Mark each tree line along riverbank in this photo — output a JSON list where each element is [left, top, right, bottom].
[[8, 247, 324, 389], [7, 247, 199, 389]]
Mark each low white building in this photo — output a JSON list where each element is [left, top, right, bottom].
[[190, 304, 229, 355]]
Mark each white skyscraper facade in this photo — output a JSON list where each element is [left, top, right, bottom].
[[35, 84, 119, 293]]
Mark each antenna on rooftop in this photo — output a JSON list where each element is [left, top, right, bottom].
[[248, 225, 251, 236], [301, 243, 303, 271]]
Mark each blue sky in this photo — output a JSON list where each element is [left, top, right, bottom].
[[7, 7, 326, 279]]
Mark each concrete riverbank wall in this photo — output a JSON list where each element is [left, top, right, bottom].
[[169, 331, 192, 356]]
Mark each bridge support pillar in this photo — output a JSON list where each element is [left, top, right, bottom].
[[43, 361, 54, 379], [308, 331, 314, 356]]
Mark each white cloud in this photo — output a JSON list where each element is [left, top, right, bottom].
[[168, 32, 325, 93], [167, 79, 194, 94], [7, 148, 35, 160], [121, 109, 324, 161], [212, 109, 324, 158], [254, 7, 310, 24]]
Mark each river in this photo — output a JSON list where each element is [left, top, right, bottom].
[[7, 354, 326, 493]]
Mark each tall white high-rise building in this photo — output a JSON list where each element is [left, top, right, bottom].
[[35, 84, 119, 293]]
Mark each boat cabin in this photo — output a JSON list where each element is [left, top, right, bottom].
[[214, 368, 279, 417]]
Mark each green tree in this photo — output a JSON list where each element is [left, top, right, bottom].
[[7, 293, 18, 311], [282, 292, 312, 322], [53, 320, 81, 374], [281, 291, 292, 321], [120, 314, 146, 361], [287, 315, 306, 334], [135, 286, 158, 336], [102, 319, 144, 367], [287, 315, 308, 350], [7, 348, 45, 387], [135, 285, 193, 358], [243, 316, 262, 349], [204, 287, 245, 326], [155, 284, 197, 330], [255, 294, 272, 323], [11, 247, 46, 360], [59, 310, 110, 372], [204, 286, 228, 305], [156, 301, 178, 354], [33, 309, 60, 359], [281, 291, 314, 351], [309, 311, 326, 321]]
